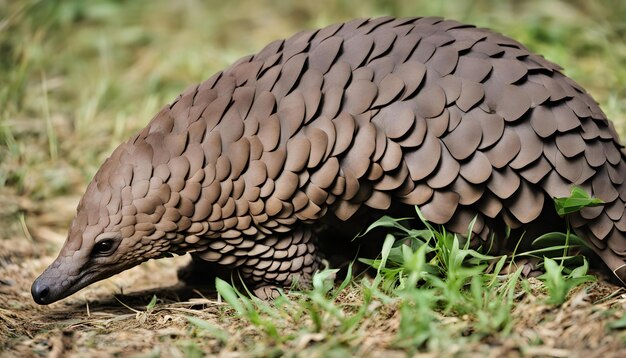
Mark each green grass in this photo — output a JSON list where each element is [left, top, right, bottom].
[[182, 200, 598, 355], [180, 189, 603, 354]]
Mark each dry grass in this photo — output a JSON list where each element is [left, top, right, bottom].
[[2, 0, 626, 356]]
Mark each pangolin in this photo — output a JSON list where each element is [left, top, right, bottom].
[[32, 16, 626, 304]]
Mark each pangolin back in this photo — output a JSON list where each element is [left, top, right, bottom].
[[32, 16, 626, 304]]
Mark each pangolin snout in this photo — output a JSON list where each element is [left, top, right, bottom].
[[31, 255, 85, 305]]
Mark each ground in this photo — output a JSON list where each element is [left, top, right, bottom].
[[1, 0, 626, 356], [3, 229, 626, 356]]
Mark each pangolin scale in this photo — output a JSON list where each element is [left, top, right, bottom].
[[32, 16, 626, 303]]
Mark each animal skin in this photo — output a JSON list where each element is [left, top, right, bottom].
[[32, 16, 626, 304]]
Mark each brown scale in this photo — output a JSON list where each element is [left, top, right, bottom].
[[31, 17, 626, 306]]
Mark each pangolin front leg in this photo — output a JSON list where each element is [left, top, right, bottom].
[[236, 225, 321, 299]]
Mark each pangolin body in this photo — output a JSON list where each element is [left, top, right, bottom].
[[33, 16, 626, 304]]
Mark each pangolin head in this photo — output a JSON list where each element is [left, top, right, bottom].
[[31, 125, 191, 304]]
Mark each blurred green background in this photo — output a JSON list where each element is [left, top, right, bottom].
[[0, 0, 625, 237]]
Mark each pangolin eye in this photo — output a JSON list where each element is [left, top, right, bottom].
[[93, 239, 116, 256]]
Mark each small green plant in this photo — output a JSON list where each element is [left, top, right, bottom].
[[553, 186, 604, 216], [537, 257, 596, 305], [112, 294, 160, 324], [530, 187, 603, 304], [146, 294, 157, 312], [214, 278, 283, 343], [356, 208, 524, 349]]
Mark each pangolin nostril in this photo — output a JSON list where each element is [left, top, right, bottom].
[[40, 286, 49, 298], [32, 281, 50, 304]]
